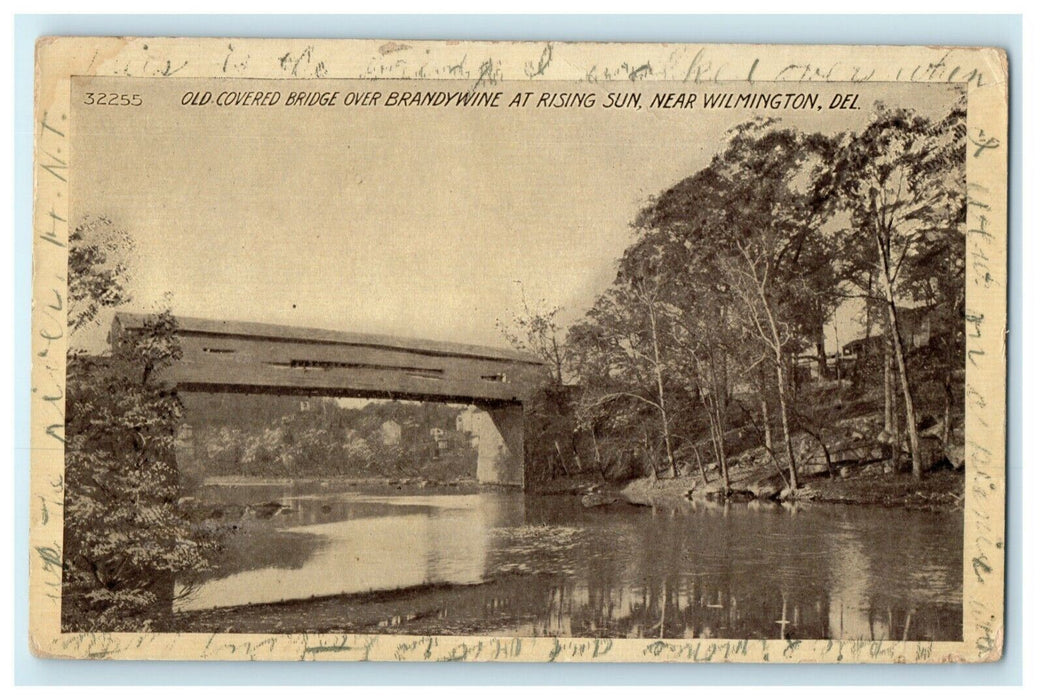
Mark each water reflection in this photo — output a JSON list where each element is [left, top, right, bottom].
[[178, 485, 961, 640]]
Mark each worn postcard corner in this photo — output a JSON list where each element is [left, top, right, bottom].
[[30, 37, 1008, 663]]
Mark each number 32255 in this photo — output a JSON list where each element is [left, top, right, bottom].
[[82, 93, 143, 106]]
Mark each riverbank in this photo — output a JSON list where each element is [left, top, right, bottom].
[[620, 467, 963, 511]]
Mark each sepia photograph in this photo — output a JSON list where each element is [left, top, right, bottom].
[[30, 39, 1009, 662]]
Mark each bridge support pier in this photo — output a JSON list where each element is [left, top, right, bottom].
[[473, 402, 525, 489]]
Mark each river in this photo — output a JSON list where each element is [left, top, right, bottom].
[[175, 481, 962, 640]]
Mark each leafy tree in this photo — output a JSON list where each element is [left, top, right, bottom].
[[568, 278, 680, 479], [628, 125, 839, 491], [62, 218, 218, 632], [499, 286, 588, 479], [63, 312, 219, 631], [834, 103, 966, 478]]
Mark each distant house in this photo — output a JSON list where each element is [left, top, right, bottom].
[[380, 420, 402, 446], [842, 305, 948, 361], [455, 407, 481, 448], [842, 335, 886, 361], [429, 427, 450, 452]]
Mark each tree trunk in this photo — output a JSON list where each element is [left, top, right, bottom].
[[753, 271, 800, 491], [884, 344, 894, 435], [647, 306, 678, 478], [701, 398, 724, 486], [833, 317, 843, 387], [760, 395, 773, 454], [693, 445, 709, 485], [588, 426, 602, 470], [659, 407, 678, 479], [878, 241, 923, 479], [883, 342, 898, 471], [712, 404, 730, 492], [942, 377, 954, 452], [554, 440, 571, 476], [569, 431, 584, 474], [816, 332, 829, 379], [773, 354, 801, 491], [642, 430, 658, 480]]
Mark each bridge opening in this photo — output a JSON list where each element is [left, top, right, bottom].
[[176, 393, 524, 489]]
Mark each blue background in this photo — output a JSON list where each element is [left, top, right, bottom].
[[13, 13, 1023, 685]]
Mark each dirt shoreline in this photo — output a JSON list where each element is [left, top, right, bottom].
[[174, 576, 543, 636]]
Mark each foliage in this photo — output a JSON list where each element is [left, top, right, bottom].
[[67, 215, 134, 335], [499, 286, 591, 480], [63, 312, 220, 632], [507, 98, 966, 488], [183, 398, 478, 481], [62, 216, 219, 632]]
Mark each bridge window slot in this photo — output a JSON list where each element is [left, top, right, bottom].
[[266, 359, 446, 376], [480, 373, 508, 383], [202, 347, 236, 354], [406, 372, 442, 381]]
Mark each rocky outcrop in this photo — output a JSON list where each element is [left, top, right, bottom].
[[747, 475, 784, 500], [581, 492, 619, 508]]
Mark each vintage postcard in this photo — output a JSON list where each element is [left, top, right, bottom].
[[30, 38, 1008, 662]]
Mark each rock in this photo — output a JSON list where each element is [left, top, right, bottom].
[[780, 486, 822, 502], [803, 460, 831, 476], [726, 489, 756, 503], [249, 501, 284, 519], [749, 446, 772, 466], [697, 483, 726, 500], [920, 435, 949, 470], [581, 493, 618, 508], [748, 477, 783, 500]]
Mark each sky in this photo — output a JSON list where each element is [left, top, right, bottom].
[[70, 77, 963, 354]]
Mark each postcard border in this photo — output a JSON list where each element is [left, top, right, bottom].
[[27, 34, 1010, 666]]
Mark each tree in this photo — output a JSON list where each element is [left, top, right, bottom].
[[498, 283, 567, 385], [62, 218, 218, 632], [835, 103, 966, 479], [618, 211, 740, 490], [629, 124, 840, 492], [498, 285, 587, 479], [901, 99, 968, 455], [64, 312, 218, 631], [568, 279, 679, 479]]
